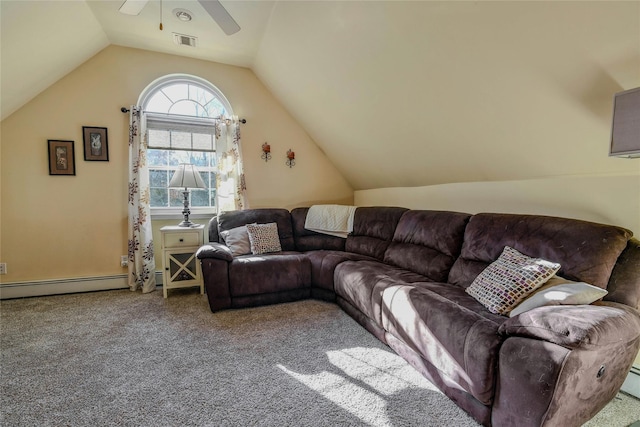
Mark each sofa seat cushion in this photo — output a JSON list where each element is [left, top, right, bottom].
[[229, 252, 311, 296], [334, 260, 428, 326], [305, 250, 376, 290], [411, 282, 509, 323], [381, 284, 507, 405]]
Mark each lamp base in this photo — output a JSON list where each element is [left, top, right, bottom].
[[177, 189, 193, 227]]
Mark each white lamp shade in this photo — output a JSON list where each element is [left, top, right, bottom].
[[169, 163, 207, 189]]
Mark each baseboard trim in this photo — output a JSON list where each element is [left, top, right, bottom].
[[621, 365, 640, 398], [0, 272, 165, 300]]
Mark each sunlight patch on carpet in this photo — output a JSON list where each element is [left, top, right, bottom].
[[277, 346, 443, 426]]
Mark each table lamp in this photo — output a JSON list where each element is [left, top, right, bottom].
[[169, 163, 206, 227]]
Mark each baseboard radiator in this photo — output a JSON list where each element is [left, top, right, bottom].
[[622, 365, 640, 398], [0, 272, 164, 300], [0, 272, 638, 399]]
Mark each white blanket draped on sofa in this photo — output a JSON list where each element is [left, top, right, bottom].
[[304, 204, 357, 238]]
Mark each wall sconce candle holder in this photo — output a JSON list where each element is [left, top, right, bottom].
[[286, 149, 296, 168], [261, 142, 271, 162]]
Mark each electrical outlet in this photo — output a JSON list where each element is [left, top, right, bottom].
[[121, 256, 128, 268], [0, 263, 7, 274]]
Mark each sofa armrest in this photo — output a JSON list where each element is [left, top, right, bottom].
[[498, 302, 640, 350], [196, 243, 233, 262], [494, 302, 640, 426]]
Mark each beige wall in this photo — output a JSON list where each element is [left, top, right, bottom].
[[255, 1, 640, 191], [355, 173, 640, 234], [0, 45, 353, 284]]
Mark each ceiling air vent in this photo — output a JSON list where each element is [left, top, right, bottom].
[[173, 33, 197, 47]]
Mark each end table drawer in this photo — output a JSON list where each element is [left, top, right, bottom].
[[164, 232, 201, 248]]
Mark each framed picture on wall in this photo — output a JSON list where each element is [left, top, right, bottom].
[[82, 126, 109, 161], [48, 140, 76, 176]]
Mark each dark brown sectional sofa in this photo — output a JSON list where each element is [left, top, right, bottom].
[[196, 207, 640, 427]]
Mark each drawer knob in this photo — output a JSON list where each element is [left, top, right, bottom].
[[179, 238, 184, 242]]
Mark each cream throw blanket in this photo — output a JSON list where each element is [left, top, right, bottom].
[[304, 204, 357, 238]]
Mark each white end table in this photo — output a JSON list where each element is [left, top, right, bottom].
[[160, 224, 205, 298]]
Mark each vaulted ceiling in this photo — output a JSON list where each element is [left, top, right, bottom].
[[0, 1, 275, 121], [2, 1, 639, 190]]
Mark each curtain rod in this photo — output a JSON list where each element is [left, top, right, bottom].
[[120, 107, 246, 124]]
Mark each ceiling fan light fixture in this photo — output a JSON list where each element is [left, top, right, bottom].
[[173, 8, 193, 22]]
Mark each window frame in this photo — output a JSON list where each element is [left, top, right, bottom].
[[146, 148, 217, 219], [138, 74, 234, 219]]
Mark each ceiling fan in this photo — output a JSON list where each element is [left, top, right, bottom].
[[119, 0, 241, 35]]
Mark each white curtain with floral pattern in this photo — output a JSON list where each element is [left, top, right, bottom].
[[127, 106, 156, 293], [216, 116, 248, 212]]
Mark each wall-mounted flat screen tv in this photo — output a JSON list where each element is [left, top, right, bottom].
[[610, 87, 640, 158]]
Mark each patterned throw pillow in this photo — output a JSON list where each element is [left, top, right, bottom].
[[246, 223, 282, 255], [466, 246, 561, 315]]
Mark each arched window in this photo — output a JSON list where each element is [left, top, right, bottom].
[[139, 74, 233, 216]]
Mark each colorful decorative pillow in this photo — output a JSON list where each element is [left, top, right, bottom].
[[246, 223, 282, 255], [509, 276, 608, 317], [466, 246, 561, 315], [219, 225, 252, 257]]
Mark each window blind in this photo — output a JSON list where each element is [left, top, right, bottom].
[[146, 112, 217, 152]]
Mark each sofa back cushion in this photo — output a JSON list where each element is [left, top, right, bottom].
[[216, 209, 296, 251], [345, 207, 408, 260], [290, 207, 346, 252], [605, 237, 640, 309], [208, 215, 220, 243], [383, 210, 471, 282], [448, 213, 632, 290]]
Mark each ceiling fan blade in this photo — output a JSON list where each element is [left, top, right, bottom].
[[118, 0, 149, 16], [197, 0, 241, 35]]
